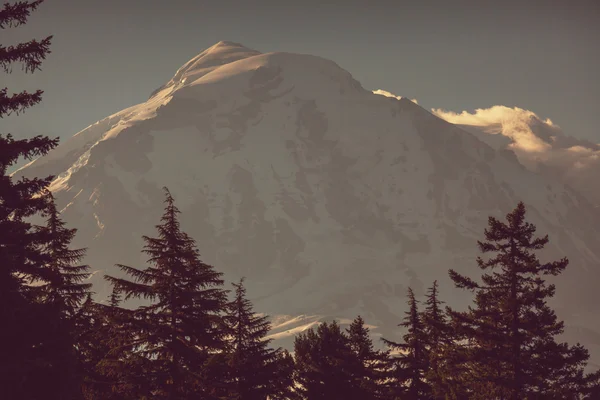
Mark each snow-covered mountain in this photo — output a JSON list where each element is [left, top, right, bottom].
[[14, 41, 600, 358]]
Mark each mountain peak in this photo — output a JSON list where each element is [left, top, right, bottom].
[[208, 40, 252, 51], [149, 41, 261, 98]]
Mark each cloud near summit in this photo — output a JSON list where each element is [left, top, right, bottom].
[[432, 106, 557, 153], [432, 104, 600, 204], [374, 89, 600, 204]]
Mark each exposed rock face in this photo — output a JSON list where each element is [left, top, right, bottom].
[[15, 41, 600, 358]]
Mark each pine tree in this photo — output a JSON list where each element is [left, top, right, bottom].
[[37, 193, 91, 313], [0, 0, 56, 307], [419, 281, 454, 399], [0, 2, 75, 398], [346, 316, 392, 399], [447, 202, 598, 399], [105, 188, 230, 399], [31, 194, 92, 398], [270, 349, 299, 400], [293, 321, 365, 400], [78, 294, 106, 399], [383, 287, 431, 399], [224, 278, 295, 399], [79, 289, 142, 400]]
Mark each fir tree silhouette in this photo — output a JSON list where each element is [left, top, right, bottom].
[[447, 202, 598, 399], [418, 281, 446, 399], [0, 1, 79, 398], [34, 194, 92, 398], [294, 320, 366, 400], [346, 315, 393, 399], [36, 193, 91, 313], [223, 278, 295, 399], [79, 288, 143, 400], [383, 288, 431, 399], [105, 187, 230, 399]]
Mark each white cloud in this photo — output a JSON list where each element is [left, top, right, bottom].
[[431, 105, 600, 204], [372, 89, 418, 104], [370, 91, 600, 203], [432, 106, 554, 153]]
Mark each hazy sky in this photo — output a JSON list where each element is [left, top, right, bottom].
[[3, 0, 599, 145]]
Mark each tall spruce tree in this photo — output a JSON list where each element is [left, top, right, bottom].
[[419, 281, 454, 399], [224, 278, 294, 400], [293, 321, 366, 400], [34, 194, 92, 398], [383, 287, 431, 399], [346, 316, 392, 399], [447, 202, 598, 399], [37, 193, 91, 313], [0, 0, 56, 310], [78, 294, 110, 400], [105, 188, 230, 399], [79, 289, 143, 400], [271, 349, 299, 400], [0, 2, 78, 398]]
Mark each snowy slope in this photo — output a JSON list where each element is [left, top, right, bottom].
[[14, 41, 600, 357]]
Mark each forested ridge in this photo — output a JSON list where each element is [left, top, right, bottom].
[[2, 2, 599, 399]]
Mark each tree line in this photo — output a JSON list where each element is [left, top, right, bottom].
[[2, 2, 600, 399]]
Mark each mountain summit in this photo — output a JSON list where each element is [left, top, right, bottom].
[[15, 42, 600, 356]]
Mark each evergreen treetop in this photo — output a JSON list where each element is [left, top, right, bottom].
[[36, 193, 91, 315], [346, 315, 393, 399], [294, 320, 366, 400], [105, 187, 230, 399], [225, 277, 294, 400], [447, 202, 595, 399], [0, 2, 71, 398], [383, 287, 431, 399]]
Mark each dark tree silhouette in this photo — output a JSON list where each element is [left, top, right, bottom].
[[0, 1, 80, 399], [419, 281, 454, 399], [105, 188, 230, 399], [32, 194, 92, 398], [78, 289, 143, 400], [293, 321, 366, 400], [224, 278, 295, 399], [383, 287, 431, 399], [346, 315, 393, 399], [36, 193, 91, 313], [447, 202, 597, 399]]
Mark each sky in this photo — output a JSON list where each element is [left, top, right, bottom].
[[3, 0, 599, 147]]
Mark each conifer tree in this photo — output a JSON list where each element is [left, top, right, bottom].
[[447, 202, 598, 399], [0, 2, 76, 398], [78, 294, 118, 399], [383, 288, 431, 399], [419, 281, 453, 399], [224, 278, 294, 399], [105, 188, 230, 399], [0, 0, 56, 307], [293, 321, 365, 400], [79, 289, 142, 400], [32, 194, 92, 398], [78, 294, 107, 400], [346, 316, 392, 399], [37, 193, 91, 313], [271, 349, 299, 400]]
